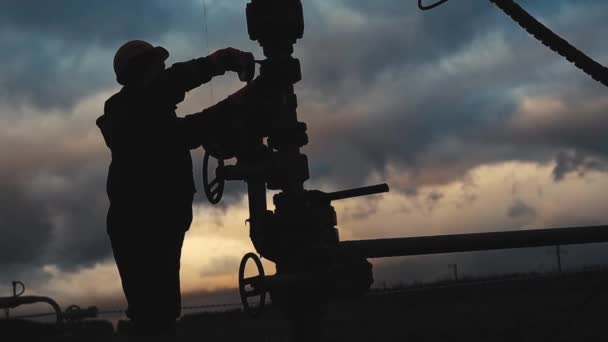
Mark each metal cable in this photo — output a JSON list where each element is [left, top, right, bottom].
[[202, 0, 215, 103], [418, 0, 450, 11], [490, 0, 608, 87], [418, 0, 608, 88]]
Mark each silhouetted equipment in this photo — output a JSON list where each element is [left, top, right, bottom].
[[197, 1, 374, 339], [0, 281, 98, 324], [61, 305, 100, 322], [239, 252, 266, 317], [203, 151, 225, 204], [2, 281, 25, 319], [239, 225, 608, 311], [1, 281, 61, 324], [192, 0, 608, 340], [337, 225, 608, 258]]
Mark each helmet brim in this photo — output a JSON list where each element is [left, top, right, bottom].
[[151, 46, 170, 62]]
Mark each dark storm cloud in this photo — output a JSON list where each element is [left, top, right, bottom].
[[552, 150, 608, 182], [507, 199, 536, 219], [0, 2, 175, 44], [299, 0, 582, 101], [297, 0, 608, 193], [0, 142, 111, 282], [0, 184, 53, 266], [0, 0, 222, 110], [299, 0, 495, 97], [0, 109, 115, 283], [29, 165, 111, 271], [426, 191, 444, 211]]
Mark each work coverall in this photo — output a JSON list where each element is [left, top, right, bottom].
[[96, 57, 224, 335]]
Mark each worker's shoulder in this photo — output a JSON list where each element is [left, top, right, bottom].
[[104, 89, 128, 113]]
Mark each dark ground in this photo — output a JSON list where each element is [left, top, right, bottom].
[[3, 269, 608, 341]]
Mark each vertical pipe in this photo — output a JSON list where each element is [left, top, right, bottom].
[[557, 245, 562, 273], [247, 179, 267, 218]]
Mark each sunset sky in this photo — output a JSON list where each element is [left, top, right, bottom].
[[1, 0, 607, 313]]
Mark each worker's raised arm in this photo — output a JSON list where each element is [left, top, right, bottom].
[[176, 76, 272, 152], [161, 47, 255, 94]]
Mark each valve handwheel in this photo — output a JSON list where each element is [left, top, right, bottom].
[[239, 252, 266, 317], [12, 281, 25, 297], [63, 304, 82, 321], [202, 150, 225, 204]]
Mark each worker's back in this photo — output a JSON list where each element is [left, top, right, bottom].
[[98, 82, 196, 220]]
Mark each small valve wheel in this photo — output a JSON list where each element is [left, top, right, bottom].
[[62, 305, 99, 322], [63, 305, 82, 322], [12, 281, 25, 297], [239, 252, 266, 317], [202, 150, 225, 204]]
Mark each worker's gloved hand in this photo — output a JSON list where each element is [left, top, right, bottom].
[[207, 47, 255, 82]]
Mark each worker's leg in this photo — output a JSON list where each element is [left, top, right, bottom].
[[127, 228, 185, 337], [108, 203, 191, 337]]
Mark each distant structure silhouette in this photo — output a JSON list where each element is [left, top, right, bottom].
[[547, 245, 567, 272], [448, 263, 459, 281], [96, 39, 256, 338]]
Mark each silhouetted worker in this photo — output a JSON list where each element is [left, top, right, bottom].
[[96, 40, 256, 338]]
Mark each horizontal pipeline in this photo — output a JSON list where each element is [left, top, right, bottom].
[[339, 225, 608, 258], [0, 295, 62, 324]]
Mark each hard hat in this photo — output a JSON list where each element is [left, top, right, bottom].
[[113, 40, 169, 85]]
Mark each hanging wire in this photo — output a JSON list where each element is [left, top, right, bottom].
[[418, 0, 450, 11], [202, 0, 215, 103]]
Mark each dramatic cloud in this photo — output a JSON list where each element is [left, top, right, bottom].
[[296, 0, 608, 192], [1, 0, 607, 310], [552, 150, 608, 181], [507, 199, 537, 220], [0, 94, 113, 285], [0, 0, 249, 111]]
